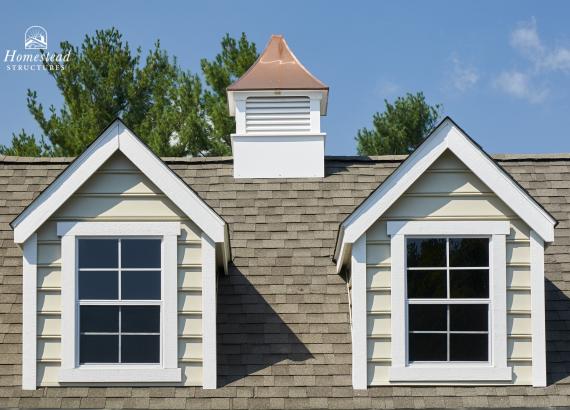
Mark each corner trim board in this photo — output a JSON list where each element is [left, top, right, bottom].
[[351, 234, 367, 389], [201, 234, 217, 389], [530, 230, 547, 387], [22, 234, 37, 390]]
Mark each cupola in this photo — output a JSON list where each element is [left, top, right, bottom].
[[227, 35, 328, 178]]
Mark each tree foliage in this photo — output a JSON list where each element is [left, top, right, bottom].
[[201, 34, 258, 154], [356, 92, 442, 156], [0, 29, 258, 157], [0, 131, 50, 156]]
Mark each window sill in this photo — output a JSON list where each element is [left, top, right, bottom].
[[389, 366, 512, 382], [59, 367, 182, 383]]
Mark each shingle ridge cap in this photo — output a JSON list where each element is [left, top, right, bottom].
[[2, 152, 570, 164]]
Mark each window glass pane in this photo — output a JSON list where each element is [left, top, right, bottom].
[[407, 270, 446, 298], [121, 271, 161, 300], [450, 305, 488, 331], [122, 306, 160, 333], [450, 334, 488, 361], [122, 239, 161, 269], [407, 239, 446, 267], [80, 306, 119, 333], [450, 269, 489, 298], [409, 333, 447, 361], [78, 239, 118, 269], [79, 335, 118, 363], [121, 335, 160, 363], [449, 238, 488, 267], [409, 304, 446, 331], [78, 271, 118, 300]]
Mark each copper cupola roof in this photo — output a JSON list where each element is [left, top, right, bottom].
[[227, 35, 329, 92], [227, 35, 329, 115]]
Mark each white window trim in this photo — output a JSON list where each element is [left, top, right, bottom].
[[387, 220, 512, 382], [57, 222, 181, 383]]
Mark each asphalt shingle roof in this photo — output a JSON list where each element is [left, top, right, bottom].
[[0, 154, 569, 409]]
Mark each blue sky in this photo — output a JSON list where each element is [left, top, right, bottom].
[[1, 1, 569, 155]]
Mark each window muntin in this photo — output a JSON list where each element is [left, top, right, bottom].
[[77, 238, 161, 365], [406, 237, 490, 363]]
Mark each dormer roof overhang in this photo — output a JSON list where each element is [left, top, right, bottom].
[[11, 119, 231, 272], [334, 117, 558, 273]]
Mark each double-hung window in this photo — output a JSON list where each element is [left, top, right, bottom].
[[388, 221, 512, 382], [78, 238, 161, 365], [58, 222, 181, 383], [407, 237, 490, 363]]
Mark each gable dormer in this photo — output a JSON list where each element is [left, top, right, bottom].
[[227, 35, 328, 178]]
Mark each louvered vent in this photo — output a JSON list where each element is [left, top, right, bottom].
[[245, 96, 311, 134]]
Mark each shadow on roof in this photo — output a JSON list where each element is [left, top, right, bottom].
[[217, 263, 314, 387], [546, 277, 570, 385]]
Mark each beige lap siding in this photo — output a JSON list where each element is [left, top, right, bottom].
[[365, 151, 533, 385], [35, 152, 204, 386]]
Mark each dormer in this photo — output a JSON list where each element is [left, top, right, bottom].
[[227, 35, 328, 178]]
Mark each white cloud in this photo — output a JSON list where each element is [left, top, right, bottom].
[[494, 70, 549, 103], [449, 57, 479, 92], [509, 17, 570, 73], [543, 47, 570, 72], [510, 17, 543, 58], [494, 17, 570, 103]]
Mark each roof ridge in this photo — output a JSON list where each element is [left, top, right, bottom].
[[2, 152, 570, 164]]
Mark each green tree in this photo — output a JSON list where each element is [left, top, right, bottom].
[[201, 33, 258, 155], [0, 131, 50, 156], [1, 29, 258, 157], [356, 92, 442, 155]]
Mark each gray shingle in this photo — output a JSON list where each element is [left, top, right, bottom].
[[0, 155, 569, 408]]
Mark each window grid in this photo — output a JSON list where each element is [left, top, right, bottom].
[[406, 236, 491, 364], [77, 237, 162, 365]]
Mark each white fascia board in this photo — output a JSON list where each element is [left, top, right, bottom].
[[337, 118, 556, 267], [12, 122, 120, 243], [335, 120, 451, 265], [117, 123, 225, 243], [446, 129, 555, 242], [12, 120, 228, 254], [342, 121, 451, 245]]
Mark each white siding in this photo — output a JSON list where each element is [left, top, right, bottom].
[[35, 152, 204, 386], [365, 151, 533, 385]]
